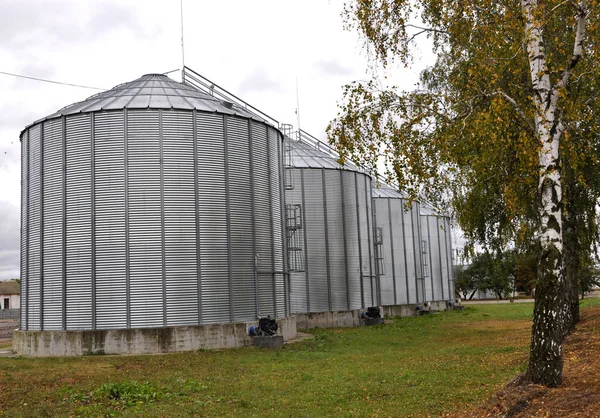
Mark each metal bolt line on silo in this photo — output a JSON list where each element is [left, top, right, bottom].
[[19, 73, 289, 332], [285, 131, 378, 314]]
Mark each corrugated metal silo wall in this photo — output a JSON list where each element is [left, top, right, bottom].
[[20, 129, 29, 327], [28, 125, 41, 330], [421, 215, 453, 302], [443, 217, 455, 299], [287, 168, 376, 313], [374, 198, 424, 305], [20, 109, 287, 331]]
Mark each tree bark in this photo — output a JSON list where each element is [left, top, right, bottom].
[[521, 0, 587, 388], [562, 163, 580, 339]]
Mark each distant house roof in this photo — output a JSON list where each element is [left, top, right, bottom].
[[0, 281, 20, 295]]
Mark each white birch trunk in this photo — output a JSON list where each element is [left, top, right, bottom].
[[521, 0, 587, 387]]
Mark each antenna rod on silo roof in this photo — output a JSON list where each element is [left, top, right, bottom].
[[180, 0, 186, 79], [295, 76, 301, 134]]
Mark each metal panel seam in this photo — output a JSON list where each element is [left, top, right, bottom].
[[124, 108, 131, 328], [160, 110, 167, 327], [354, 172, 364, 308], [427, 216, 434, 301], [61, 117, 66, 329], [300, 169, 310, 312], [411, 202, 420, 303], [248, 120, 259, 318], [40, 122, 44, 330], [266, 126, 277, 316], [387, 198, 397, 305], [26, 130, 31, 330], [91, 113, 96, 329], [364, 175, 374, 306], [340, 171, 350, 310], [400, 198, 410, 304], [321, 168, 332, 311], [223, 115, 234, 323], [193, 110, 202, 325], [20, 133, 26, 329], [277, 133, 289, 317]]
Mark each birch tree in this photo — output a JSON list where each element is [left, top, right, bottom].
[[328, 0, 599, 387]]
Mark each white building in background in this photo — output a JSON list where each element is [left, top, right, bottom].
[[0, 280, 20, 309]]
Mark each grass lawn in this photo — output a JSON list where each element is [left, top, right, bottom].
[[1, 299, 598, 417]]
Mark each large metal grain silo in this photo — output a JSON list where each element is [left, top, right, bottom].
[[372, 185, 426, 305], [19, 73, 288, 332], [420, 204, 454, 303], [285, 132, 378, 313]]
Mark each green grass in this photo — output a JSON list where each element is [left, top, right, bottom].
[[580, 295, 600, 309], [0, 302, 559, 417]]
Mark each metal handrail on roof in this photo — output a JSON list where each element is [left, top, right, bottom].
[[298, 129, 341, 160], [182, 66, 280, 128]]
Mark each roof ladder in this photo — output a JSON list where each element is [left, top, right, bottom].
[[374, 226, 385, 276], [281, 123, 295, 191]]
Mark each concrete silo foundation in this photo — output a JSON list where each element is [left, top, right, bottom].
[[293, 301, 450, 330], [12, 317, 297, 356]]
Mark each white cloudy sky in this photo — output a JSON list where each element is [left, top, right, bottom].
[[0, 0, 438, 280]]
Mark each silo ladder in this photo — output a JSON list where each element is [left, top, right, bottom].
[[286, 204, 305, 272]]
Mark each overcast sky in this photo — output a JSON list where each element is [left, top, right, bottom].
[[0, 0, 437, 280]]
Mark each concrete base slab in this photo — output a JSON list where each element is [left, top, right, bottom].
[[295, 300, 451, 330], [252, 335, 284, 348], [295, 309, 362, 330], [13, 316, 297, 357]]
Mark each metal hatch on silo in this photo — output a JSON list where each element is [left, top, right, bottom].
[[19, 71, 288, 334], [284, 129, 378, 314]]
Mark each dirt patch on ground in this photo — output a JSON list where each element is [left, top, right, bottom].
[[449, 306, 600, 417]]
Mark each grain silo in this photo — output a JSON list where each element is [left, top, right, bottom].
[[372, 185, 426, 305], [19, 73, 289, 340], [420, 204, 455, 303], [285, 131, 378, 314]]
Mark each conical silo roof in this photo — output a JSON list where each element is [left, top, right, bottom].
[[420, 201, 443, 216], [26, 73, 265, 130], [373, 181, 439, 212], [372, 183, 410, 199], [288, 137, 365, 173]]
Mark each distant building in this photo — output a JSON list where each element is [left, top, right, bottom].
[[0, 280, 20, 310]]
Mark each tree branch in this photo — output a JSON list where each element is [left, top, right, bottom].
[[407, 29, 429, 44], [557, 1, 588, 89], [547, 0, 574, 16], [405, 24, 448, 34], [491, 91, 536, 134]]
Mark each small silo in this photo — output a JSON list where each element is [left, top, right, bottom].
[[285, 132, 378, 313], [19, 73, 288, 333], [420, 204, 455, 302], [372, 185, 426, 305]]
